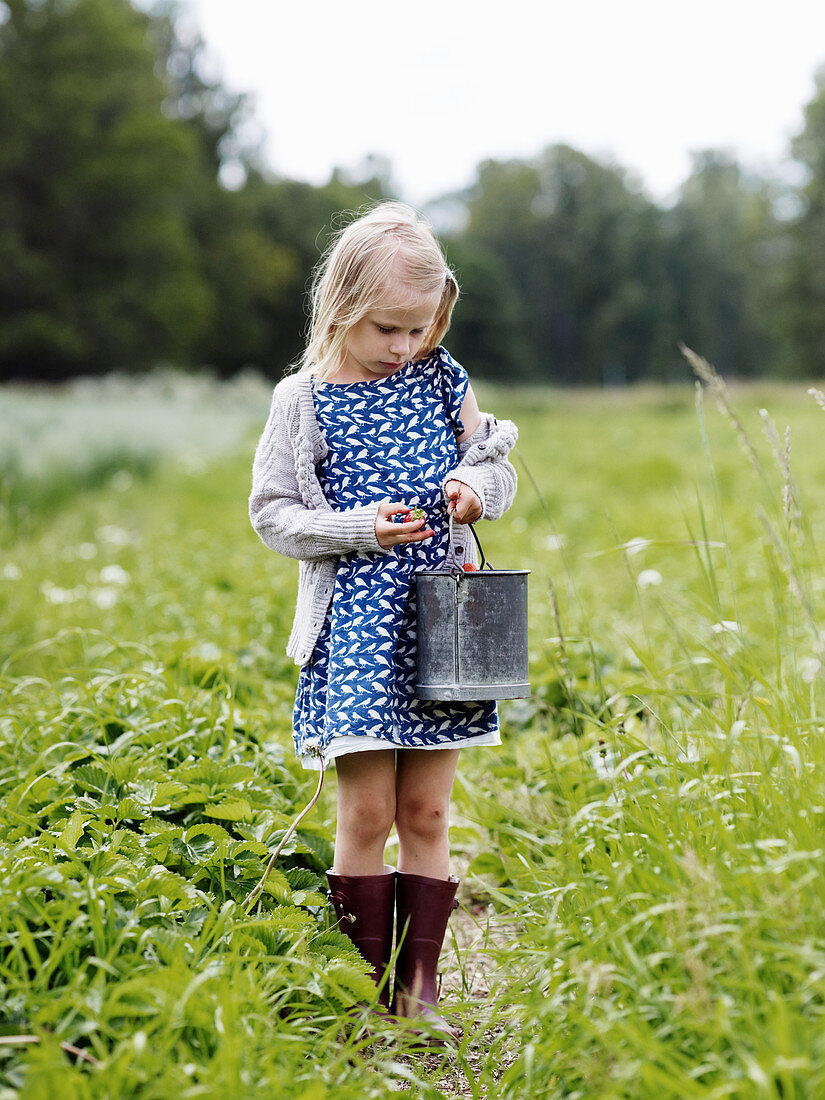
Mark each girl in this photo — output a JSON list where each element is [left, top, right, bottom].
[[249, 201, 518, 1039]]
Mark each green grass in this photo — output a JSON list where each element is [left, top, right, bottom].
[[2, 364, 825, 1096], [0, 370, 272, 540]]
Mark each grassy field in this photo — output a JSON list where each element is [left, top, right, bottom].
[[2, 364, 825, 1097]]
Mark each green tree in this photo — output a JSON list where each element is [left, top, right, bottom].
[[212, 168, 392, 378], [785, 67, 825, 376], [457, 146, 669, 384], [140, 3, 311, 378], [150, 0, 252, 180], [0, 0, 211, 380], [663, 150, 784, 379], [440, 235, 530, 381], [0, 0, 396, 381]]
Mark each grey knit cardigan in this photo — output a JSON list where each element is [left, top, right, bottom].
[[249, 367, 519, 665]]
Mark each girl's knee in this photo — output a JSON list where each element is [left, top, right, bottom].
[[339, 789, 396, 847], [395, 794, 450, 845]]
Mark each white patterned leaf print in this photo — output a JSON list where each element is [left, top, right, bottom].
[[293, 353, 499, 760]]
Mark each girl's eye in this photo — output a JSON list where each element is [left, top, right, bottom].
[[375, 324, 425, 335]]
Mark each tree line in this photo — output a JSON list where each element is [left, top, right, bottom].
[[2, 0, 825, 385]]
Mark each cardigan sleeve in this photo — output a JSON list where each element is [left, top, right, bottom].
[[441, 413, 519, 521], [249, 390, 388, 562]]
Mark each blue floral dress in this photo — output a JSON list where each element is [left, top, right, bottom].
[[293, 348, 500, 769]]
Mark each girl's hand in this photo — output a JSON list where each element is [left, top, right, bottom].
[[444, 480, 482, 524], [375, 501, 435, 550]]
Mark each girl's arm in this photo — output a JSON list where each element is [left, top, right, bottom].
[[455, 384, 482, 443], [250, 392, 388, 562], [442, 406, 519, 522], [445, 384, 484, 522]]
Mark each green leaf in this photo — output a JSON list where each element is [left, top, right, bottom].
[[71, 765, 115, 795], [285, 867, 322, 892], [293, 1085, 327, 1100], [319, 959, 377, 1006], [141, 866, 200, 907], [260, 866, 292, 902], [290, 890, 325, 908], [228, 839, 269, 859], [152, 780, 189, 808], [116, 797, 149, 821], [173, 762, 255, 786], [169, 834, 220, 865], [205, 798, 252, 821], [142, 819, 185, 839], [57, 808, 88, 852], [467, 851, 507, 879], [184, 822, 233, 847]]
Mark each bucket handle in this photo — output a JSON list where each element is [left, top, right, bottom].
[[448, 514, 492, 571]]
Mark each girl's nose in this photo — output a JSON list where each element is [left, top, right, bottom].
[[390, 334, 411, 357]]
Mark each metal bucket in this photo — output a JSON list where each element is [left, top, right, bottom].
[[413, 523, 530, 701]]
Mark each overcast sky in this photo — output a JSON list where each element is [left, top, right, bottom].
[[183, 0, 825, 206]]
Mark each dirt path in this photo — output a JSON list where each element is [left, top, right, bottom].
[[386, 896, 522, 1096]]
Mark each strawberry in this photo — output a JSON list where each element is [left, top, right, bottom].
[[462, 563, 478, 572], [402, 505, 426, 524]]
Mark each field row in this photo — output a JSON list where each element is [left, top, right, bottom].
[[3, 372, 825, 1095]]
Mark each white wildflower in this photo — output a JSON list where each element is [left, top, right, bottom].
[[77, 542, 97, 560], [96, 525, 131, 546], [675, 739, 701, 763], [91, 587, 119, 609], [782, 743, 803, 775], [711, 620, 740, 634], [511, 516, 527, 534], [589, 746, 618, 777], [41, 582, 79, 604], [99, 564, 130, 585], [110, 470, 133, 492], [544, 533, 566, 550], [2, 564, 21, 580], [637, 569, 662, 588], [801, 656, 821, 684]]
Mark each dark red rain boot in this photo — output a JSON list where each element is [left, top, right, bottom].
[[392, 872, 461, 1043], [326, 866, 395, 1009]]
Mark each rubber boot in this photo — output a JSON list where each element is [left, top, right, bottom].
[[392, 872, 461, 1042], [326, 866, 395, 1009]]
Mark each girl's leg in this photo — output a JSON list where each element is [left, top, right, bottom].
[[333, 749, 397, 875], [395, 748, 459, 879], [328, 749, 398, 1008], [392, 748, 461, 1038]]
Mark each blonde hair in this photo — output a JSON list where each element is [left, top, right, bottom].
[[298, 201, 459, 381]]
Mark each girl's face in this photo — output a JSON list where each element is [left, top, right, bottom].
[[339, 291, 442, 382]]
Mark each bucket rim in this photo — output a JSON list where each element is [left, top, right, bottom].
[[414, 567, 531, 577]]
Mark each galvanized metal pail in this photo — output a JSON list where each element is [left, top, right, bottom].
[[413, 521, 530, 701]]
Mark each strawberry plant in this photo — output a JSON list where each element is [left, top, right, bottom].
[[5, 371, 825, 1096]]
